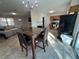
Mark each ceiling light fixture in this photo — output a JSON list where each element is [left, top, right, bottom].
[[22, 0, 39, 9], [22, 1, 25, 4], [35, 0, 38, 3], [49, 10, 54, 13], [11, 12, 16, 15], [35, 4, 38, 7]]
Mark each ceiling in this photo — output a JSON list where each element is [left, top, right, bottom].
[[35, 0, 79, 15], [0, 0, 79, 17], [0, 0, 30, 17]]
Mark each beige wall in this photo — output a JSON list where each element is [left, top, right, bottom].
[[14, 17, 28, 28]]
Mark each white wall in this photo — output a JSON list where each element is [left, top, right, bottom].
[[31, 10, 50, 28], [72, 12, 79, 46]]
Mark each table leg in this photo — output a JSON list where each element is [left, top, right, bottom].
[[32, 38, 36, 59]]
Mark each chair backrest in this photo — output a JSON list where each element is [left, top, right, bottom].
[[17, 32, 27, 46], [37, 29, 45, 38], [37, 28, 47, 39]]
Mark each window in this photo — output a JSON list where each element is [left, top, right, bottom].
[[0, 17, 14, 26], [0, 18, 7, 26], [6, 18, 14, 26]]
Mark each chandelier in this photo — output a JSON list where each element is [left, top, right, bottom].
[[22, 0, 39, 9]]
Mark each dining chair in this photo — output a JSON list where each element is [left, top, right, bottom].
[[35, 28, 48, 52], [17, 32, 32, 56]]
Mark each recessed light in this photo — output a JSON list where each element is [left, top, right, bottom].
[[49, 10, 54, 13], [11, 12, 16, 15], [18, 19, 22, 21], [22, 1, 24, 4]]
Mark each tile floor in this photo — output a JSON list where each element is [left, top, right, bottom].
[[0, 33, 76, 59]]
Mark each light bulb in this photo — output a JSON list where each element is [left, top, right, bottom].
[[22, 1, 24, 4], [11, 12, 16, 15], [35, 0, 38, 3], [35, 4, 38, 7]]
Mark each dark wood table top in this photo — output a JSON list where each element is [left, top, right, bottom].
[[24, 28, 43, 38]]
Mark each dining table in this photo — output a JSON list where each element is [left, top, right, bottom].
[[24, 27, 43, 59]]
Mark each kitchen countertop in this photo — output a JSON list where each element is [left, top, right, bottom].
[[48, 28, 76, 59]]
